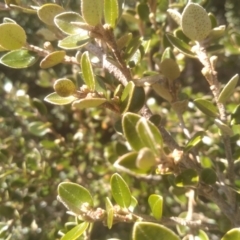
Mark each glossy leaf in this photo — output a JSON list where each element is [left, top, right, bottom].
[[120, 81, 145, 113], [40, 51, 66, 69], [81, 51, 96, 91], [58, 34, 90, 50], [175, 169, 199, 187], [105, 197, 114, 229], [221, 228, 240, 240], [61, 222, 89, 240], [132, 222, 180, 240], [136, 118, 163, 155], [37, 3, 64, 26], [122, 113, 145, 151], [104, 0, 119, 28], [0, 50, 38, 68], [44, 92, 77, 105], [201, 168, 217, 185], [114, 151, 147, 174], [166, 33, 196, 58], [0, 23, 26, 50], [136, 148, 157, 171], [160, 58, 180, 81], [110, 173, 132, 208], [54, 12, 86, 35], [214, 119, 233, 136], [72, 98, 107, 110], [81, 0, 103, 26], [185, 131, 205, 152], [194, 98, 218, 117], [181, 3, 211, 41], [148, 194, 163, 220], [58, 182, 94, 215], [28, 121, 51, 136], [218, 74, 239, 104]]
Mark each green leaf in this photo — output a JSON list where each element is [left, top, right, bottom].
[[231, 104, 240, 125], [81, 51, 96, 91], [185, 131, 205, 152], [81, 0, 103, 26], [28, 121, 51, 136], [110, 173, 132, 208], [221, 228, 240, 240], [197, 230, 209, 240], [137, 3, 149, 22], [160, 58, 180, 81], [0, 23, 26, 50], [0, 50, 38, 68], [194, 98, 218, 117], [218, 74, 239, 104], [54, 12, 86, 35], [58, 182, 94, 214], [72, 98, 107, 110], [148, 195, 163, 220], [136, 148, 157, 171], [132, 222, 180, 240], [181, 3, 211, 41], [61, 222, 89, 240], [175, 169, 199, 187], [44, 92, 77, 105], [122, 113, 145, 151], [136, 118, 163, 155], [214, 119, 233, 136], [40, 50, 66, 69], [120, 81, 145, 113], [31, 98, 48, 115], [58, 34, 90, 50], [114, 151, 148, 175], [104, 0, 119, 28], [201, 168, 217, 185], [37, 3, 64, 26], [158, 0, 169, 12], [105, 197, 114, 229], [53, 78, 77, 97], [166, 33, 196, 58]]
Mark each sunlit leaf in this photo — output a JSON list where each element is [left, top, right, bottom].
[[104, 0, 119, 28], [110, 173, 132, 208], [72, 98, 107, 110], [61, 222, 89, 240], [105, 197, 114, 229], [0, 23, 26, 50], [58, 34, 90, 50], [44, 92, 77, 105], [40, 50, 66, 69], [194, 98, 218, 117], [0, 50, 38, 68], [148, 194, 163, 220], [221, 228, 240, 240]]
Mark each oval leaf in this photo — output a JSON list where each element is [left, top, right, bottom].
[[0, 23, 26, 50], [218, 74, 239, 104], [160, 58, 180, 81], [81, 51, 96, 91], [122, 113, 145, 151], [221, 228, 240, 240], [175, 169, 199, 187], [61, 222, 89, 240], [81, 0, 103, 26], [0, 50, 38, 68], [148, 194, 163, 220], [40, 50, 66, 69], [214, 119, 233, 136], [58, 182, 94, 215], [136, 148, 157, 171], [37, 3, 64, 26], [54, 12, 86, 35], [72, 98, 107, 110], [28, 121, 51, 136], [110, 173, 132, 208], [185, 131, 205, 152], [132, 222, 180, 240], [104, 0, 119, 28], [136, 118, 163, 156], [194, 98, 218, 117], [181, 3, 211, 41], [58, 34, 90, 50], [201, 168, 217, 185], [44, 92, 77, 105]]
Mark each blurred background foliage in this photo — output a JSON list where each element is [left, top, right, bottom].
[[0, 0, 240, 239]]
